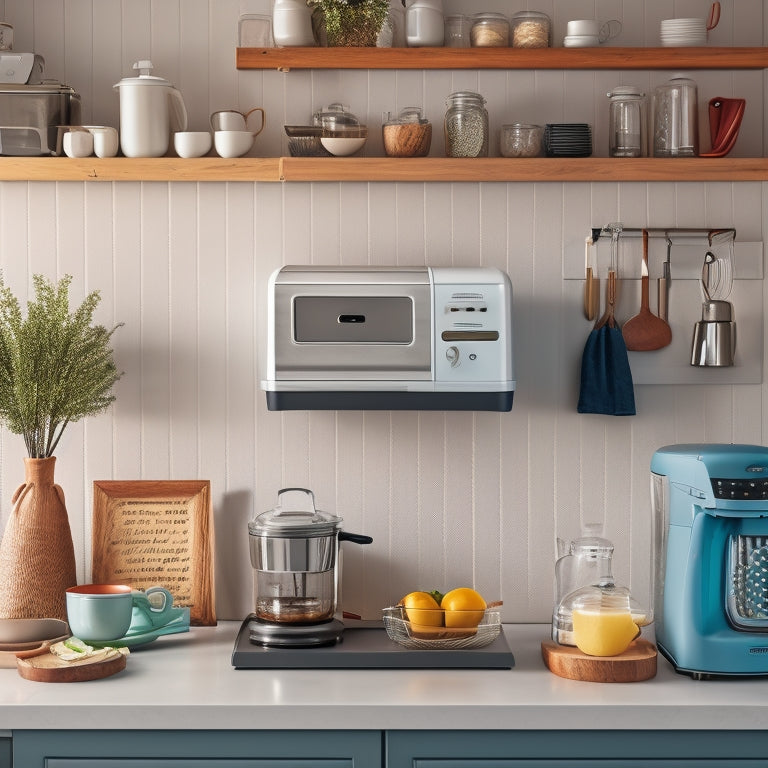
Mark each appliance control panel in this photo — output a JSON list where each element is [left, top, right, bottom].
[[712, 478, 768, 500], [433, 281, 511, 383]]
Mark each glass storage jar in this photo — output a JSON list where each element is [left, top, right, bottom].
[[444, 14, 470, 47], [444, 91, 489, 157], [510, 10, 551, 48], [471, 13, 510, 47], [500, 123, 543, 157], [607, 86, 648, 157]]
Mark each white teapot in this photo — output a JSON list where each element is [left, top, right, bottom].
[[114, 60, 188, 157]]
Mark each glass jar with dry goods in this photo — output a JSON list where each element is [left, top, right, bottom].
[[444, 91, 489, 158], [471, 12, 510, 47], [383, 107, 432, 157], [510, 10, 551, 48], [500, 123, 543, 157]]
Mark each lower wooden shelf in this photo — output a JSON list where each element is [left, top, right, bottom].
[[0, 156, 766, 183]]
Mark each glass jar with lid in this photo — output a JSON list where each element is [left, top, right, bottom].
[[444, 91, 489, 157], [471, 13, 510, 47], [510, 10, 551, 48], [607, 86, 648, 157]]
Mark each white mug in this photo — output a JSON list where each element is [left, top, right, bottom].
[[84, 126, 120, 158], [63, 129, 94, 158]]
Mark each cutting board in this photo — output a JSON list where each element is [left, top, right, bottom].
[[16, 648, 127, 683], [541, 639, 657, 683]]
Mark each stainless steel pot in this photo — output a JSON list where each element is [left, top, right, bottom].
[[248, 488, 372, 624]]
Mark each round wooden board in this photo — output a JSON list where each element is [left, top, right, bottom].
[[541, 639, 657, 683], [16, 650, 127, 683]]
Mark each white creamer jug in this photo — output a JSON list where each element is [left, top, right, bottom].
[[113, 60, 188, 158], [405, 0, 444, 47], [272, 0, 315, 47]]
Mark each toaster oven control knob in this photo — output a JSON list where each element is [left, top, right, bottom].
[[446, 346, 460, 367]]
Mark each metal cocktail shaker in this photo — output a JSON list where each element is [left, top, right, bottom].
[[691, 299, 736, 367]]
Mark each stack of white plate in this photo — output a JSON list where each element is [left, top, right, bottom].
[[660, 18, 707, 46]]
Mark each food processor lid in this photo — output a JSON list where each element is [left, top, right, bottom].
[[249, 487, 342, 537]]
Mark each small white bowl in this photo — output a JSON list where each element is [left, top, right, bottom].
[[63, 129, 94, 158], [175, 131, 212, 158], [320, 136, 367, 157], [214, 130, 254, 158]]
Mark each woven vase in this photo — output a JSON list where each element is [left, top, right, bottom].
[[0, 457, 77, 621]]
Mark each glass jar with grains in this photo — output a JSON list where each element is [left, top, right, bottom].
[[510, 10, 551, 48], [471, 13, 510, 47], [444, 91, 489, 158], [500, 123, 543, 157]]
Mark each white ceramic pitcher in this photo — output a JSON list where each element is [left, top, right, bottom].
[[114, 60, 188, 158]]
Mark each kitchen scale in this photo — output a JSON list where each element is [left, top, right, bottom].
[[231, 616, 515, 669]]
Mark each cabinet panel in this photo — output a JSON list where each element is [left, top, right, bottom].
[[12, 730, 381, 768], [0, 737, 9, 768], [385, 730, 768, 768]]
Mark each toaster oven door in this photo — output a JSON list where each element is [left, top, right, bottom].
[[274, 284, 432, 380]]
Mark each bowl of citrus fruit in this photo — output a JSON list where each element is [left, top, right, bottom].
[[382, 588, 502, 649]]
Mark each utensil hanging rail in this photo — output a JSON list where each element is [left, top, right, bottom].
[[593, 226, 735, 242]]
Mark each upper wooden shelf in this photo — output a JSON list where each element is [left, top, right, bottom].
[[236, 46, 768, 71], [2, 157, 768, 183]]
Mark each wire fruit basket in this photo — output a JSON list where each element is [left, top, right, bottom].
[[382, 605, 502, 650]]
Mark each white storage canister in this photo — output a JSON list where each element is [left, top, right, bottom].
[[405, 0, 444, 47], [272, 0, 315, 47]]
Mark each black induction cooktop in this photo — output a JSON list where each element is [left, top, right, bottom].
[[231, 617, 515, 670]]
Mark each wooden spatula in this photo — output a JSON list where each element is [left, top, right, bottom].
[[621, 230, 672, 351]]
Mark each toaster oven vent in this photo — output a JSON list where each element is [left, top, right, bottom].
[[452, 292, 484, 299]]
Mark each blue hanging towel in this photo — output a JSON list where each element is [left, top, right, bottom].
[[577, 325, 636, 416]]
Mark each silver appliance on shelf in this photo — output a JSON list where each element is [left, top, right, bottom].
[[0, 51, 81, 156], [262, 265, 515, 411]]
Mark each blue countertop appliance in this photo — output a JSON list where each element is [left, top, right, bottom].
[[651, 443, 768, 678]]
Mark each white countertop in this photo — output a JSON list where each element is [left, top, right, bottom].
[[1, 622, 768, 732]]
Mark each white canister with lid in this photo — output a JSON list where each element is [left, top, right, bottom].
[[272, 0, 315, 47], [113, 60, 188, 158], [405, 0, 444, 47]]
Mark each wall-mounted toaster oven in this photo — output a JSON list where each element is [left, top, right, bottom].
[[262, 265, 515, 411]]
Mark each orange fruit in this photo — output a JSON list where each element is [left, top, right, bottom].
[[440, 587, 486, 628], [400, 591, 443, 626]]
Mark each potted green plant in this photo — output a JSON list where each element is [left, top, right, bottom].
[[0, 274, 122, 621], [308, 0, 390, 47]]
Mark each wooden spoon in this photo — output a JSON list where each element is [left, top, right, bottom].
[[621, 230, 672, 351]]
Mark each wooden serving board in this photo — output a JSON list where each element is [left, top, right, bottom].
[[541, 639, 657, 683], [16, 649, 127, 683]]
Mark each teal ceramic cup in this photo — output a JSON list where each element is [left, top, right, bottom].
[[66, 584, 181, 642]]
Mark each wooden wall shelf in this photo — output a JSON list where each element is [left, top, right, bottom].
[[236, 46, 768, 72], [1, 157, 767, 183], [0, 157, 282, 182]]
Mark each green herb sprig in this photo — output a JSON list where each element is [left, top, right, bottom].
[[0, 274, 123, 458]]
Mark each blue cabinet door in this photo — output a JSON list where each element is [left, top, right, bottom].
[[0, 736, 10, 768], [386, 730, 768, 768], [13, 730, 382, 768]]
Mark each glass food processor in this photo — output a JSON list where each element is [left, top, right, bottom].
[[247, 487, 372, 648]]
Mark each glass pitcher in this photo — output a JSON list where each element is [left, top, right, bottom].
[[552, 526, 615, 644]]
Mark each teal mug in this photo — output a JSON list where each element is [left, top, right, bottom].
[[66, 584, 181, 642]]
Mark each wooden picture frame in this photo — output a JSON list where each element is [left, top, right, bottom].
[[91, 480, 216, 626]]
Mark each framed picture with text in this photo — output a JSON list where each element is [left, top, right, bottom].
[[91, 480, 216, 626]]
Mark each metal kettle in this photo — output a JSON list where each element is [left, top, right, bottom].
[[113, 60, 188, 158]]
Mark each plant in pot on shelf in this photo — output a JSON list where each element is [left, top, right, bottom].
[[308, 0, 390, 47], [0, 274, 122, 621]]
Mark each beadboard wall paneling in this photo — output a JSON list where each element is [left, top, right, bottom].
[[0, 1, 765, 623]]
